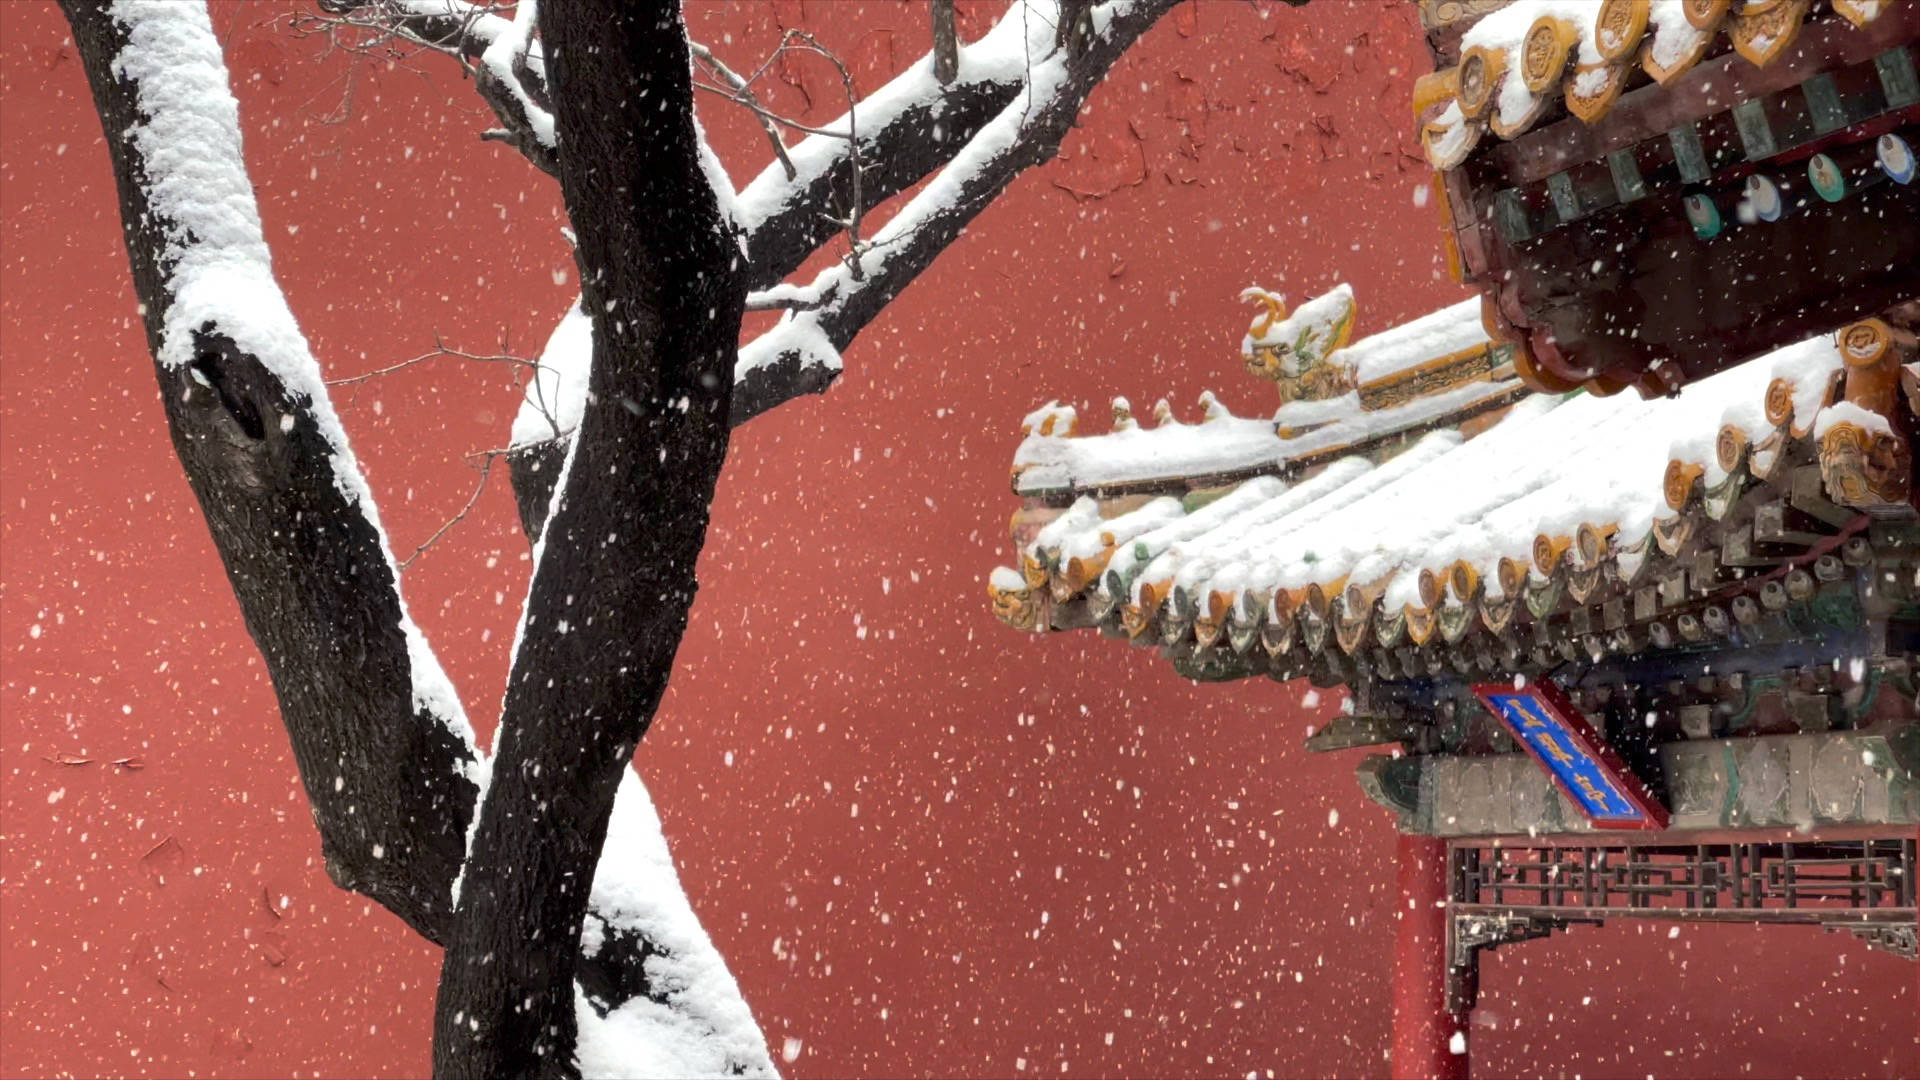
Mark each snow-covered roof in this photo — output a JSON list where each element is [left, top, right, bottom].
[[1012, 295, 1524, 496], [1415, 0, 1899, 168], [990, 305, 1913, 684]]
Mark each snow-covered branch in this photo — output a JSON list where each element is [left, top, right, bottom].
[[471, 0, 555, 173], [60, 0, 484, 942], [733, 316, 845, 426], [744, 280, 835, 312], [732, 0, 1044, 290], [734, 0, 1183, 418], [314, 0, 557, 173]]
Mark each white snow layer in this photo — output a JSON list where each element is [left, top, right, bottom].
[[1015, 407, 1282, 493], [514, 299, 594, 448], [1646, 1, 1711, 69], [107, 0, 477, 761], [1336, 299, 1486, 385], [575, 770, 777, 1080], [732, 0, 1067, 236], [734, 315, 842, 386], [1459, 0, 1602, 129], [1436, 0, 1831, 142], [1018, 333, 1847, 619], [1014, 295, 1511, 494]]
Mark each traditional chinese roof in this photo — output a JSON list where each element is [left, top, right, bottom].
[[1415, 0, 1904, 169], [990, 289, 1918, 691]]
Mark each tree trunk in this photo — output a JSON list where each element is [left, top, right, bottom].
[[60, 6, 769, 1075], [57, 0, 481, 945], [429, 0, 747, 1075]]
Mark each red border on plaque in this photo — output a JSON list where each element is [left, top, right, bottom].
[[1472, 679, 1670, 831]]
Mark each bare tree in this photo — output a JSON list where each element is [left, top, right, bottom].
[[57, 0, 1182, 1075]]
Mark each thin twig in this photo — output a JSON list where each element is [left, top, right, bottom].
[[693, 31, 869, 252], [733, 32, 794, 96], [690, 40, 796, 181], [399, 453, 498, 570], [326, 340, 538, 386], [688, 82, 850, 140], [778, 31, 866, 278]]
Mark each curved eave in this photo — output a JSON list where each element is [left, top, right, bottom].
[[990, 323, 1915, 687]]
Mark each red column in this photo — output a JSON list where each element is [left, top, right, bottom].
[[1391, 834, 1470, 1080]]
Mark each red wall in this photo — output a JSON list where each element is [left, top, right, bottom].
[[2, 2, 1913, 1076]]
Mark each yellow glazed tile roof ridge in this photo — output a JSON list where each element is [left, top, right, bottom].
[[1012, 295, 1507, 497]]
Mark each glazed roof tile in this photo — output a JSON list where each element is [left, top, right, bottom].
[[1012, 297, 1523, 496], [1416, 0, 1897, 168], [988, 293, 1905, 682]]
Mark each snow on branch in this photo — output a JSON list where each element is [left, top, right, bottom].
[[61, 0, 483, 938], [472, 0, 555, 172], [732, 0, 1182, 419], [731, 0, 1042, 289], [508, 285, 834, 519], [744, 280, 836, 312], [510, 298, 590, 450], [310, 0, 557, 173], [574, 772, 775, 1078], [733, 316, 844, 427]]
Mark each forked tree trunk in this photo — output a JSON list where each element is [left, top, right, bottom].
[[57, 3, 762, 1076], [62, 0, 1188, 1073], [429, 0, 746, 1075]]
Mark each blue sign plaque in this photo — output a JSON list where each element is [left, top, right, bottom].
[[1475, 682, 1669, 830]]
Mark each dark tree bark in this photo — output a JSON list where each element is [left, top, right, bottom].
[[508, 440, 569, 544], [932, 0, 959, 84], [429, 1, 746, 1076], [58, 0, 480, 946], [62, 0, 1184, 1074], [59, 6, 755, 1075]]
